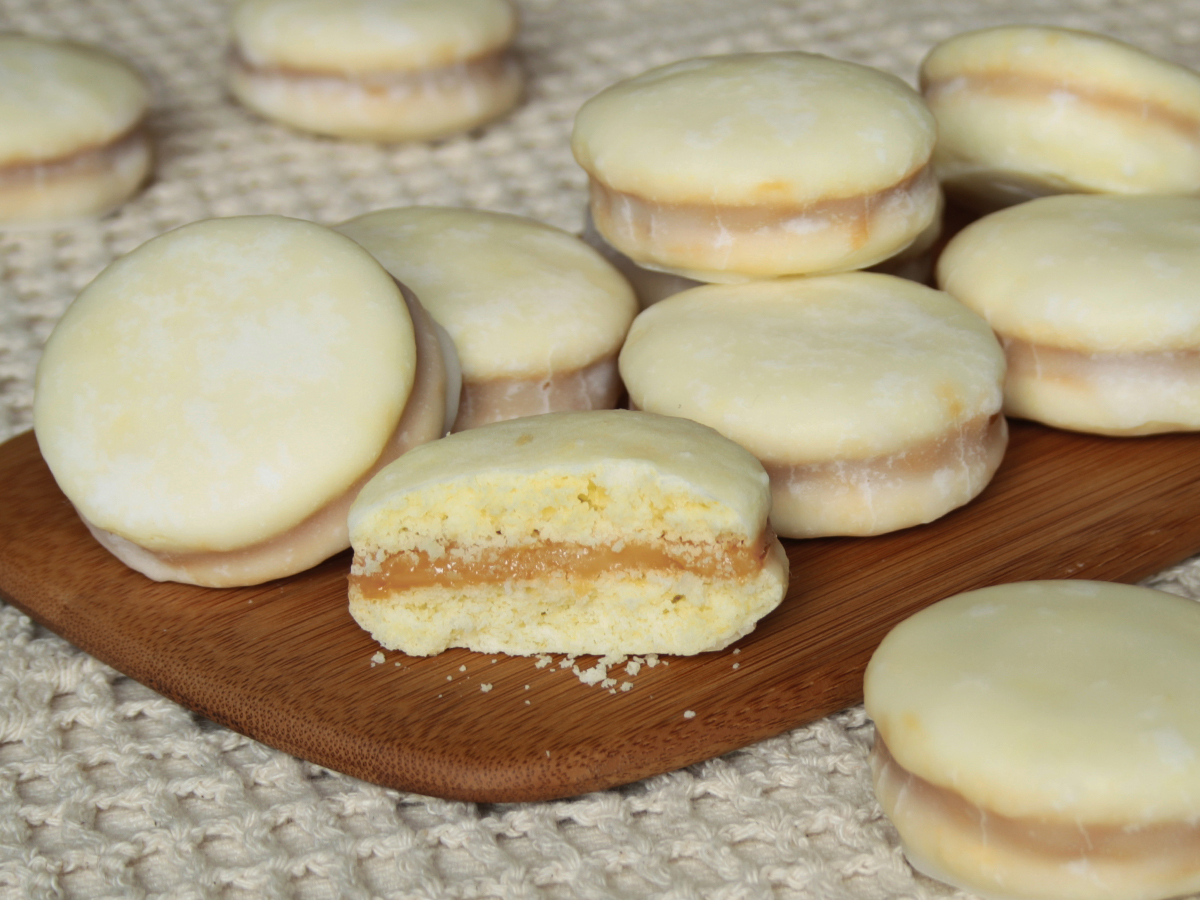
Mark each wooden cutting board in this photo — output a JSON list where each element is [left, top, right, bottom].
[[1, 422, 1199, 802]]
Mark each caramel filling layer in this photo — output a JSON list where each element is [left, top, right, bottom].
[[350, 528, 775, 599], [452, 354, 622, 432], [0, 125, 150, 185], [589, 164, 936, 254], [230, 47, 516, 94], [923, 72, 1200, 141], [1005, 336, 1200, 386], [763, 412, 1004, 486], [872, 736, 1200, 867], [88, 285, 449, 587]]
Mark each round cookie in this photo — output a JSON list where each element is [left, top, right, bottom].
[[571, 52, 939, 283], [0, 33, 152, 227], [921, 26, 1200, 211], [865, 580, 1200, 900], [336, 206, 637, 431], [347, 409, 789, 657], [34, 215, 454, 587], [227, 0, 523, 141], [618, 272, 1007, 538], [937, 193, 1200, 435]]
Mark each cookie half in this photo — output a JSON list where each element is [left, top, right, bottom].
[[347, 410, 789, 657]]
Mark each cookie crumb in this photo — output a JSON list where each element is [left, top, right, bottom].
[[480, 683, 492, 693], [683, 710, 696, 719]]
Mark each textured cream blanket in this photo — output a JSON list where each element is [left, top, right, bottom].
[[2, 0, 1199, 896]]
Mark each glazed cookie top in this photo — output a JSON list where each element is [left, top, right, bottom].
[[865, 580, 1200, 825], [349, 409, 773, 548], [230, 0, 518, 74], [34, 215, 417, 554], [0, 33, 149, 167], [336, 207, 637, 380], [619, 273, 1005, 463], [571, 52, 936, 207], [938, 194, 1200, 352]]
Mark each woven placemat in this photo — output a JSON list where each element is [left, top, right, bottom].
[[3, 0, 1200, 897]]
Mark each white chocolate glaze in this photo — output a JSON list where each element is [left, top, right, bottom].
[[921, 26, 1200, 208], [336, 206, 636, 381], [230, 0, 517, 74], [0, 34, 149, 167], [35, 215, 416, 554]]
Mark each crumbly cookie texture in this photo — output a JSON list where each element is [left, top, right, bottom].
[[866, 579, 1200, 900], [348, 410, 789, 657]]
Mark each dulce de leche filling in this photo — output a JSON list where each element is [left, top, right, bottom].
[[1004, 336, 1200, 387], [0, 125, 150, 186], [230, 47, 517, 96], [452, 354, 622, 432], [922, 72, 1200, 141], [87, 286, 449, 588], [350, 528, 776, 599], [763, 412, 1005, 489], [871, 735, 1200, 871], [588, 164, 937, 274]]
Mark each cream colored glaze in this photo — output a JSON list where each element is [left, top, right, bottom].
[[452, 355, 621, 432], [1001, 336, 1200, 435], [921, 27, 1200, 207], [588, 165, 939, 282], [227, 48, 522, 140], [0, 34, 149, 166], [762, 412, 1006, 537], [230, 0, 518, 75], [871, 736, 1200, 900], [85, 287, 450, 587], [0, 126, 152, 225], [336, 207, 636, 382], [35, 216, 417, 553], [351, 528, 774, 597]]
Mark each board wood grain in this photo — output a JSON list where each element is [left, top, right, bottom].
[[1, 423, 1199, 802]]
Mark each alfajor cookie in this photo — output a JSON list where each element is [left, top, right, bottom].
[[0, 33, 152, 227], [347, 410, 789, 658], [337, 206, 637, 431], [938, 194, 1200, 435], [34, 215, 455, 587], [921, 26, 1200, 210], [571, 52, 939, 283], [866, 580, 1200, 900], [618, 273, 1007, 538], [227, 0, 523, 141]]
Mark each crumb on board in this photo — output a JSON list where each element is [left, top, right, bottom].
[[370, 651, 385, 666], [684, 710, 696, 719], [535, 655, 552, 668], [481, 683, 493, 693], [732, 662, 740, 670], [459, 664, 466, 672]]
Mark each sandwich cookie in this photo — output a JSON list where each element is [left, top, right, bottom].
[[921, 26, 1200, 211], [227, 0, 523, 141], [347, 410, 789, 657], [938, 194, 1200, 435], [0, 33, 152, 227], [337, 206, 637, 431], [34, 215, 456, 587], [866, 580, 1200, 900], [571, 52, 939, 283], [619, 273, 1007, 538]]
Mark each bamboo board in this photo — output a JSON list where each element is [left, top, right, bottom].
[[1, 423, 1198, 802]]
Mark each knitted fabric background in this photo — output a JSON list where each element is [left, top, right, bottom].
[[3, 0, 1200, 897]]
